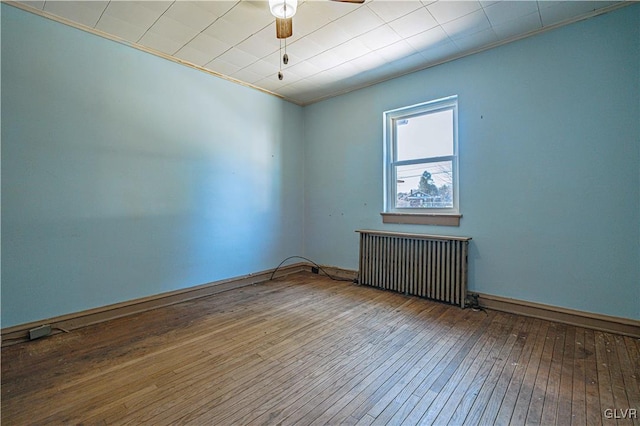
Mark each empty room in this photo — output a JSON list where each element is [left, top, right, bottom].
[[1, 0, 639, 424]]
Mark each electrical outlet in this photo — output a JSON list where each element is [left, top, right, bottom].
[[29, 324, 51, 340]]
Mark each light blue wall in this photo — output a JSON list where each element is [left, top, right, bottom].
[[1, 5, 304, 327], [2, 4, 639, 328], [304, 5, 640, 320]]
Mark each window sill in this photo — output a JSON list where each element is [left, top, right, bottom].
[[381, 212, 462, 226]]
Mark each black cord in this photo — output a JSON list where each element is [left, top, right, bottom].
[[466, 293, 488, 315], [269, 256, 354, 282]]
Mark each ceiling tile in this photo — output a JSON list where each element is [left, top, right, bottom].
[[348, 51, 389, 73], [163, 2, 221, 33], [386, 51, 429, 73], [286, 38, 326, 62], [236, 26, 281, 59], [356, 24, 402, 51], [138, 31, 185, 56], [16, 1, 44, 10], [218, 1, 273, 32], [306, 70, 338, 86], [205, 58, 242, 76], [483, 1, 539, 27], [428, 0, 482, 24], [306, 49, 346, 70], [290, 2, 334, 40], [144, 15, 200, 50], [279, 78, 327, 101], [43, 1, 108, 28], [388, 7, 438, 39], [327, 61, 363, 80], [441, 8, 492, 40], [174, 45, 219, 67], [492, 12, 542, 39], [216, 47, 260, 69], [284, 59, 324, 79], [376, 40, 418, 63], [355, 59, 403, 83], [405, 26, 451, 52], [194, 1, 239, 19], [453, 27, 498, 51], [231, 67, 263, 85], [301, 0, 361, 22], [419, 39, 459, 62], [275, 67, 306, 85], [97, 2, 171, 39], [95, 14, 148, 41], [366, 1, 425, 23], [538, 1, 617, 27], [330, 38, 373, 63], [254, 75, 289, 93], [203, 17, 254, 46], [305, 21, 353, 48], [175, 33, 232, 65], [335, 6, 385, 38], [247, 57, 281, 76], [313, 72, 352, 90]]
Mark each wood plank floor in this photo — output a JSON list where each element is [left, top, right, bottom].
[[2, 272, 639, 425]]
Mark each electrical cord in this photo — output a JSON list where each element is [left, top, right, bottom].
[[466, 293, 488, 315], [269, 256, 355, 282]]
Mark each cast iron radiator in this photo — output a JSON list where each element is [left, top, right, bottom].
[[357, 230, 472, 308]]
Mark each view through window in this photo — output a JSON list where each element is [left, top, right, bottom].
[[384, 96, 459, 214]]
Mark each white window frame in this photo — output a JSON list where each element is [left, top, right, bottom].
[[382, 95, 460, 225]]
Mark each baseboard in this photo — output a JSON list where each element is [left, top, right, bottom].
[[4, 266, 637, 346], [477, 293, 640, 338], [1, 262, 308, 347], [307, 266, 639, 338], [311, 265, 359, 281]]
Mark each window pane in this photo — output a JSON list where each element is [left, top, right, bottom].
[[396, 109, 453, 161], [395, 161, 453, 209]]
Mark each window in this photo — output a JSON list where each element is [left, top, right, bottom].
[[383, 95, 460, 226]]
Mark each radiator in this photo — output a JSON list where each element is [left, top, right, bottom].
[[357, 230, 472, 308]]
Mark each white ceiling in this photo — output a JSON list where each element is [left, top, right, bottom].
[[11, 0, 631, 105]]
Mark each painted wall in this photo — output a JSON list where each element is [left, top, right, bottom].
[[1, 5, 304, 327], [2, 4, 638, 328], [304, 6, 640, 320]]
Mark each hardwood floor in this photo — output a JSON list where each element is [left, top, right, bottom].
[[2, 272, 639, 425]]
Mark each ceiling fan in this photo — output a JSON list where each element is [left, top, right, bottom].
[[269, 0, 364, 79]]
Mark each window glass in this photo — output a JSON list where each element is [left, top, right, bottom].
[[396, 109, 453, 161], [395, 161, 453, 209], [384, 96, 459, 216]]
